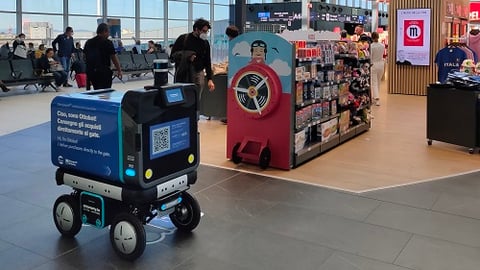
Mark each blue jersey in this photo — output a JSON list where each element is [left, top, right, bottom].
[[435, 47, 467, 83]]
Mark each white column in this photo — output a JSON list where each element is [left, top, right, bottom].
[[301, 0, 310, 29], [371, 0, 379, 32]]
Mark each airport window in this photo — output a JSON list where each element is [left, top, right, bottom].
[[21, 14, 62, 43], [68, 15, 104, 42], [168, 1, 189, 20], [0, 13, 16, 38], [107, 0, 134, 17], [214, 0, 230, 5], [69, 0, 102, 15], [168, 19, 189, 43], [140, 19, 164, 41], [0, 0, 15, 12], [140, 0, 164, 18], [22, 0, 62, 13], [193, 3, 211, 20], [214, 5, 229, 21], [115, 17, 135, 41]]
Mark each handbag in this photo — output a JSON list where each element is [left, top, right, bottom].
[[173, 34, 196, 83], [13, 44, 27, 58], [175, 50, 196, 83], [51, 62, 64, 71]]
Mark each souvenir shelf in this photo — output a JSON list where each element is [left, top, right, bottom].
[[226, 30, 372, 170], [289, 32, 372, 167]]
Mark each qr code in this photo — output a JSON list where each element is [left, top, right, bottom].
[[152, 126, 170, 155]]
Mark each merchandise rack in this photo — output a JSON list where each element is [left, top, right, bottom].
[[226, 30, 371, 169], [289, 30, 372, 167]]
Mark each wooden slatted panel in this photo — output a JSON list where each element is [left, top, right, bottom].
[[387, 0, 468, 95]]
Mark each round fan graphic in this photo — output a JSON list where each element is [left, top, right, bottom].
[[231, 63, 282, 119]]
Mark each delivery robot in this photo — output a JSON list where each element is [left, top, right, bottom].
[[51, 84, 200, 260]]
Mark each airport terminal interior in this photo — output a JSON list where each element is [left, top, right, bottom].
[[3, 0, 480, 269]]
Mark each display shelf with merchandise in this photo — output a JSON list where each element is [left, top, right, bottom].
[[227, 30, 372, 169], [289, 33, 371, 166]]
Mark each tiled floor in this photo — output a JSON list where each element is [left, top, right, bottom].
[[3, 121, 480, 269]]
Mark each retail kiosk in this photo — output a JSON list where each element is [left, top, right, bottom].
[[227, 31, 372, 169]]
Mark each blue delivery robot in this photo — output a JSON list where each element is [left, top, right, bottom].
[[51, 84, 200, 260]]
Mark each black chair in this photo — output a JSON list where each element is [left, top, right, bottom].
[[116, 53, 136, 72], [0, 60, 15, 82], [10, 59, 41, 90], [112, 53, 136, 82], [132, 54, 150, 72], [144, 53, 157, 69]]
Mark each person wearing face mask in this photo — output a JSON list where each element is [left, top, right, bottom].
[[12, 33, 27, 59], [52, 27, 75, 87], [171, 18, 215, 97]]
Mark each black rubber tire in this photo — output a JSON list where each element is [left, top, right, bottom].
[[427, 140, 432, 146], [53, 194, 82, 238], [232, 143, 242, 164], [259, 147, 271, 169], [169, 192, 201, 232], [110, 212, 146, 261], [469, 148, 475, 154]]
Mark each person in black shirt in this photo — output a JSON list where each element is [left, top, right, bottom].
[[83, 23, 122, 90], [171, 18, 215, 96]]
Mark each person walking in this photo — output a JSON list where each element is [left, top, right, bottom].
[[370, 32, 385, 106], [171, 18, 215, 96], [83, 23, 122, 90], [52, 27, 75, 87]]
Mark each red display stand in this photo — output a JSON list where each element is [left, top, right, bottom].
[[226, 32, 294, 170]]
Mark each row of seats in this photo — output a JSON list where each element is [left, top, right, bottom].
[[0, 59, 56, 91], [113, 52, 170, 80], [0, 52, 171, 92]]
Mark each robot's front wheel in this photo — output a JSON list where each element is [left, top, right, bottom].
[[110, 212, 146, 261], [53, 194, 82, 238], [169, 192, 201, 232]]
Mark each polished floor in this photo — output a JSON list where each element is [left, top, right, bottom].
[[2, 77, 480, 269], [3, 122, 480, 269], [199, 90, 480, 192]]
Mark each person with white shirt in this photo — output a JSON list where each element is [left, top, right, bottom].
[[370, 32, 385, 106]]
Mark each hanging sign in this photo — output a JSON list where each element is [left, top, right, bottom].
[[471, 3, 480, 22]]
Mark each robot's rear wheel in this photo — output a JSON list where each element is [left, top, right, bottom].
[[169, 192, 201, 232]]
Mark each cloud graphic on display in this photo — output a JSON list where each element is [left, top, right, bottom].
[[232, 41, 251, 57], [269, 59, 291, 76]]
